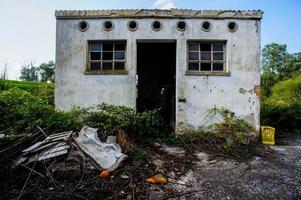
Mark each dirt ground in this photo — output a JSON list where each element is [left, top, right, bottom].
[[1, 133, 300, 200], [174, 133, 301, 200]]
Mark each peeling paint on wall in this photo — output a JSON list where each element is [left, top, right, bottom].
[[239, 88, 253, 95], [254, 85, 260, 97]]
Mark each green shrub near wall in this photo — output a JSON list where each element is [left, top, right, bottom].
[[261, 102, 301, 131], [261, 74, 301, 131], [0, 85, 166, 137]]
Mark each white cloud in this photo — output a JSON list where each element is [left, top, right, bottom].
[[153, 0, 175, 9]]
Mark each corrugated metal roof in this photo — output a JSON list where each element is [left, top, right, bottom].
[[55, 9, 263, 20]]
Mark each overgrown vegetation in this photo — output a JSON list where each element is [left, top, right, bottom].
[[261, 43, 301, 132], [71, 104, 166, 138], [0, 82, 166, 139], [172, 107, 260, 160], [261, 74, 301, 130]]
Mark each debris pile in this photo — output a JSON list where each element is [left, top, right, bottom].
[[16, 131, 72, 165], [14, 126, 127, 173], [0, 126, 198, 200]]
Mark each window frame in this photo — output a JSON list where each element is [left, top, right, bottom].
[[186, 40, 230, 76], [86, 40, 128, 75]]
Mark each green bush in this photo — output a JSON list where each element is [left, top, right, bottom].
[[261, 101, 301, 131], [261, 74, 301, 131], [0, 88, 53, 134], [135, 109, 166, 137], [74, 103, 137, 132], [0, 83, 166, 137], [267, 74, 301, 106], [72, 104, 166, 137]]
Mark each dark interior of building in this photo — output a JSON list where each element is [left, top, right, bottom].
[[136, 42, 176, 126]]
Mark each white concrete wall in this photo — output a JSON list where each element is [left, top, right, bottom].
[[55, 18, 261, 131]]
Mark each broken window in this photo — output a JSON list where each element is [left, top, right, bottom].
[[88, 41, 126, 71], [187, 42, 226, 72]]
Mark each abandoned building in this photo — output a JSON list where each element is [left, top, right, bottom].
[[55, 9, 262, 132]]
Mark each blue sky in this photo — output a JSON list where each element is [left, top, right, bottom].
[[0, 0, 300, 79]]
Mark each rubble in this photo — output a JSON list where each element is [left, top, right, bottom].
[[18, 131, 72, 164]]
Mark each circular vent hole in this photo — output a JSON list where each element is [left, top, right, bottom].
[[104, 21, 113, 31], [152, 21, 162, 31], [177, 21, 187, 31], [79, 21, 88, 32], [128, 20, 138, 31], [228, 22, 238, 32], [202, 21, 211, 31]]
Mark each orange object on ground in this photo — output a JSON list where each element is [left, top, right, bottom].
[[146, 175, 168, 184], [99, 170, 110, 178]]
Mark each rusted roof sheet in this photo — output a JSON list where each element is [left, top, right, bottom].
[[55, 9, 263, 20]]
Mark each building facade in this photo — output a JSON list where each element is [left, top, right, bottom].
[[55, 9, 262, 132]]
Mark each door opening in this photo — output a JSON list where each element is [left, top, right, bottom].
[[136, 41, 176, 129]]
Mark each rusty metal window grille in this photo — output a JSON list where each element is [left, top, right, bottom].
[[88, 41, 126, 71], [187, 42, 225, 72]]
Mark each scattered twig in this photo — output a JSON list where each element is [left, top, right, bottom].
[[17, 159, 37, 200], [177, 134, 193, 152], [19, 163, 45, 178], [37, 126, 48, 137]]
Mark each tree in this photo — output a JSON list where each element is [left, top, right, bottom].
[[20, 61, 39, 81], [0, 60, 9, 90], [1, 60, 8, 80], [262, 43, 301, 79], [39, 61, 55, 83], [261, 71, 279, 98], [261, 43, 301, 98], [268, 74, 301, 106]]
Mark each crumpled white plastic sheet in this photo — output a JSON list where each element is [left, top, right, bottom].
[[74, 126, 127, 172]]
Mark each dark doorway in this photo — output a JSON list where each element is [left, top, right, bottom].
[[136, 41, 176, 127]]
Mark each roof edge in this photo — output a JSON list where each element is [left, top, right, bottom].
[[55, 9, 263, 20]]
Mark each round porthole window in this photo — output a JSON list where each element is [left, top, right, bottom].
[[103, 21, 113, 31], [228, 21, 238, 32], [128, 20, 138, 31], [152, 20, 162, 31], [79, 21, 89, 32], [201, 21, 211, 32], [177, 21, 187, 31]]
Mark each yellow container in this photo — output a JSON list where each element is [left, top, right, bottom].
[[261, 126, 275, 145]]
